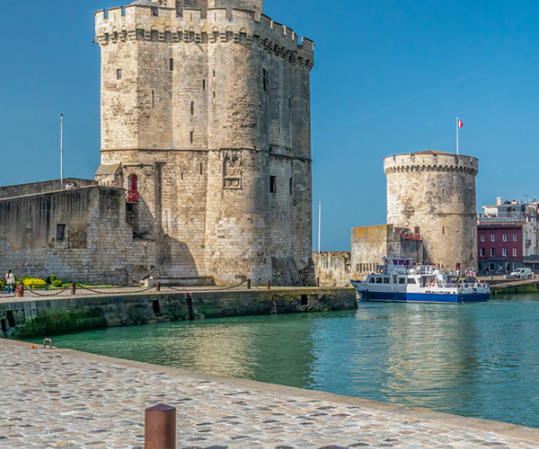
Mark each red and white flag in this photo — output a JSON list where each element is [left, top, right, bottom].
[[458, 119, 463, 127]]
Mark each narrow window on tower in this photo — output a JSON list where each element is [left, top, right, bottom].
[[269, 175, 277, 193], [170, 58, 174, 71], [442, 226, 445, 235], [190, 101, 194, 115], [190, 131, 194, 143], [289, 178, 293, 195], [152, 90, 155, 108], [262, 69, 268, 92], [200, 163, 203, 175], [202, 79, 206, 90], [116, 69, 122, 80]]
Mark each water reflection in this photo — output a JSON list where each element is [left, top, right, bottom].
[[45, 295, 539, 428]]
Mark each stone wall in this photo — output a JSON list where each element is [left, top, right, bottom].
[[313, 252, 351, 287], [0, 178, 97, 200], [384, 151, 478, 272], [350, 225, 425, 280], [0, 186, 157, 285], [0, 288, 357, 338], [94, 0, 314, 285]]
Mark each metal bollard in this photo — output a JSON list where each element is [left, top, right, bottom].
[[71, 282, 76, 295], [266, 280, 271, 290], [156, 282, 161, 292], [15, 283, 24, 297], [247, 279, 251, 289], [145, 403, 176, 449]]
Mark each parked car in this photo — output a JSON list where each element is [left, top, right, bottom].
[[510, 268, 533, 279]]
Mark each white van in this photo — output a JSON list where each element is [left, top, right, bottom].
[[510, 268, 533, 279]]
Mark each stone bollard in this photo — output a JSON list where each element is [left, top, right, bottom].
[[247, 279, 251, 289], [15, 283, 24, 297], [145, 403, 176, 449], [266, 280, 271, 290], [71, 282, 76, 295], [156, 282, 161, 292]]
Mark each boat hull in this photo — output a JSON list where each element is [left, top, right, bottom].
[[356, 290, 489, 304]]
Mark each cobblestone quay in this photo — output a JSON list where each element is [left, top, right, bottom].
[[1, 340, 538, 448]]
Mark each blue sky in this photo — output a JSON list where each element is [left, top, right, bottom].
[[1, 0, 538, 250]]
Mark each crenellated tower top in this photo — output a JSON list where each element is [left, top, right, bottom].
[[149, 0, 263, 13]]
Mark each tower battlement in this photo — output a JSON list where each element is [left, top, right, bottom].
[[95, 3, 313, 63], [384, 151, 478, 175]]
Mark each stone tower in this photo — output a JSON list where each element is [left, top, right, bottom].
[[94, 0, 314, 284], [384, 150, 478, 272]]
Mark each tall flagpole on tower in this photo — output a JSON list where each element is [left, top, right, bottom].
[[457, 117, 459, 156], [60, 114, 64, 187]]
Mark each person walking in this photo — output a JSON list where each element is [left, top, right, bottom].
[[5, 270, 15, 294]]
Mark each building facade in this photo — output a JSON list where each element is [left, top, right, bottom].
[[477, 197, 539, 273], [94, 0, 315, 284], [384, 150, 479, 273]]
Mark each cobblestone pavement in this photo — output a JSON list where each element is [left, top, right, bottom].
[[0, 340, 537, 449]]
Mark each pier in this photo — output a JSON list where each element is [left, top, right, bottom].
[[484, 277, 539, 294], [0, 339, 538, 448], [0, 286, 357, 338]]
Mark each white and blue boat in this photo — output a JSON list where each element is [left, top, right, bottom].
[[350, 256, 489, 304]]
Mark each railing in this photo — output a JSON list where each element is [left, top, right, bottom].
[[125, 189, 139, 202], [478, 215, 526, 223]]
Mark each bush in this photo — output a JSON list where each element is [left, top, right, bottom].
[[0, 281, 4, 289], [52, 280, 63, 287], [21, 277, 47, 289], [45, 275, 57, 284]]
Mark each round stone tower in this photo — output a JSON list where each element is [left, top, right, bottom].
[[94, 0, 314, 284], [384, 150, 478, 272]]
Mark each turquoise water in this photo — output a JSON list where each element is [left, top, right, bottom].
[[39, 295, 539, 428]]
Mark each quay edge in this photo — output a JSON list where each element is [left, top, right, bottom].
[[0, 288, 357, 339]]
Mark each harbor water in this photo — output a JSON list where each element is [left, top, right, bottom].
[[40, 294, 539, 428]]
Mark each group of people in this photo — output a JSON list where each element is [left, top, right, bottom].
[[4, 270, 15, 293], [65, 181, 79, 189]]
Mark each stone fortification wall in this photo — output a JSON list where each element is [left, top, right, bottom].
[[0, 178, 97, 200], [313, 252, 352, 287], [384, 151, 478, 271], [95, 0, 314, 284], [0, 187, 157, 285], [0, 288, 357, 338], [350, 225, 425, 280]]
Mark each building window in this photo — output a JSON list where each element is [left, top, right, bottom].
[[513, 248, 517, 257], [490, 248, 495, 257], [150, 6, 158, 16], [480, 248, 485, 257], [513, 233, 518, 241], [151, 30, 159, 42], [56, 224, 66, 241], [480, 234, 485, 242], [269, 175, 277, 193], [442, 226, 445, 235], [116, 69, 122, 80], [170, 58, 174, 71], [190, 131, 194, 143], [502, 248, 507, 257], [289, 178, 293, 195], [503, 233, 507, 242], [491, 234, 495, 242], [263, 69, 268, 92], [202, 79, 206, 90], [190, 101, 194, 115]]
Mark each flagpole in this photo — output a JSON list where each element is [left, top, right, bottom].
[[318, 201, 321, 255], [60, 113, 64, 187], [456, 116, 459, 156]]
